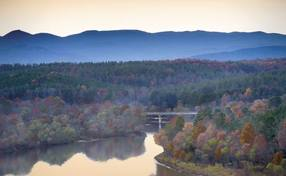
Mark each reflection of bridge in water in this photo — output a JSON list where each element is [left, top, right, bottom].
[[146, 112, 198, 129]]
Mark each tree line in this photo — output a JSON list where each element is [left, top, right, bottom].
[[0, 96, 145, 152]]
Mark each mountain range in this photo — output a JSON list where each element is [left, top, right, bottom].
[[1, 29, 286, 63]]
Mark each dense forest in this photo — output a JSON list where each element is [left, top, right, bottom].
[[1, 59, 286, 109], [154, 91, 286, 175]]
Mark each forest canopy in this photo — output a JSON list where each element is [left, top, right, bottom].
[[1, 59, 286, 110]]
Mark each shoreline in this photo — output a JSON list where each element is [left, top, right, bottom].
[[0, 131, 145, 155], [154, 153, 267, 176]]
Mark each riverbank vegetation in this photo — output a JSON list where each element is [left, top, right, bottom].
[[156, 153, 251, 176], [0, 96, 145, 152], [154, 92, 286, 175]]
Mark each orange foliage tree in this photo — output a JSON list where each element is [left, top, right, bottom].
[[271, 152, 284, 165], [240, 122, 255, 145], [191, 121, 206, 141]]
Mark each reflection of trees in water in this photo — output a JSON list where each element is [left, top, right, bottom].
[[144, 124, 160, 133], [0, 134, 146, 175], [0, 150, 38, 176], [85, 134, 146, 161], [39, 143, 84, 165]]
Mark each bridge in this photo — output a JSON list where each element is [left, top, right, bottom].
[[146, 111, 198, 129]]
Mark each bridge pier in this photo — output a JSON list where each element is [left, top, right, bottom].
[[158, 115, 162, 129]]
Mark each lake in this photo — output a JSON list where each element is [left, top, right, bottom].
[[0, 127, 185, 176]]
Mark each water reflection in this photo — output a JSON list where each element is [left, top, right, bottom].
[[0, 134, 146, 176], [0, 126, 183, 176]]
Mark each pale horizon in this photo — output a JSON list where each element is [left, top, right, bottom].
[[1, 0, 286, 36]]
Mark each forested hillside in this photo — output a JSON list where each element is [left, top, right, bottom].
[[1, 59, 286, 109]]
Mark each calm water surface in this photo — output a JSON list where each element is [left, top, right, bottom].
[[0, 130, 185, 176]]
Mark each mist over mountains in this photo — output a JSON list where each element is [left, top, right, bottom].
[[1, 29, 286, 64]]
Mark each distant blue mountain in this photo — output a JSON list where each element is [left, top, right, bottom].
[[1, 30, 286, 63], [194, 46, 286, 60]]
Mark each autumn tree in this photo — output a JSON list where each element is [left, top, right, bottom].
[[240, 122, 255, 145], [164, 117, 185, 140], [244, 88, 252, 97], [271, 152, 284, 165], [154, 129, 169, 148], [250, 99, 268, 114], [277, 120, 286, 150], [230, 101, 244, 118], [250, 134, 268, 161], [191, 121, 206, 141]]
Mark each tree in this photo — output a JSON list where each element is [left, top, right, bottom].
[[165, 93, 178, 110], [215, 146, 222, 161], [164, 117, 185, 140], [269, 96, 282, 107], [250, 134, 268, 161], [0, 98, 12, 114], [150, 91, 178, 109], [221, 93, 231, 107], [172, 131, 186, 151], [240, 122, 255, 145], [182, 123, 193, 134], [250, 99, 268, 114], [253, 134, 268, 154], [194, 107, 212, 125], [257, 105, 286, 140], [244, 88, 252, 97], [191, 121, 206, 141], [214, 111, 226, 129], [272, 152, 283, 165], [154, 129, 169, 148], [277, 120, 286, 150], [197, 124, 217, 148], [231, 102, 244, 118]]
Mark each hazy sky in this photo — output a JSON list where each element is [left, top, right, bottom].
[[1, 0, 286, 36]]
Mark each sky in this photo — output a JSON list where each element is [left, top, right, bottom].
[[0, 0, 286, 36]]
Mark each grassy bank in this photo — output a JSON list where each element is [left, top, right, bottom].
[[155, 153, 275, 176]]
